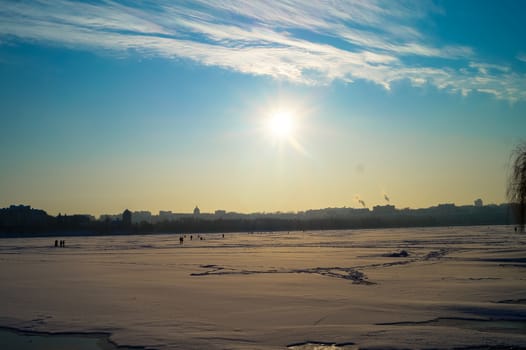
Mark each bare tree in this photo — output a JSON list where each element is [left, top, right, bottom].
[[508, 142, 526, 231]]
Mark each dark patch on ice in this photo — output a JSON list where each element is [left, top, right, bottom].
[[453, 306, 526, 320], [191, 264, 227, 275], [424, 249, 449, 260], [0, 325, 154, 349], [480, 258, 526, 263], [200, 264, 217, 268], [377, 317, 526, 334], [191, 265, 374, 284], [383, 250, 409, 258], [495, 299, 526, 305]]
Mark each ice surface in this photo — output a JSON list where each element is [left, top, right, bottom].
[[0, 226, 525, 349], [0, 327, 138, 350]]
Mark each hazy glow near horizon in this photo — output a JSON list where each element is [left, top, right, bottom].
[[0, 1, 525, 216]]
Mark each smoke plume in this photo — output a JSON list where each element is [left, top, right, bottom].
[[354, 195, 366, 208]]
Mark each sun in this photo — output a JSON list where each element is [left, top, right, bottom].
[[267, 110, 295, 139], [260, 104, 308, 155]]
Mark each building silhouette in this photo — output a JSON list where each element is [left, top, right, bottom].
[[122, 209, 132, 226]]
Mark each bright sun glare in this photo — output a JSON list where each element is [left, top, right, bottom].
[[268, 111, 294, 139], [262, 106, 307, 155]]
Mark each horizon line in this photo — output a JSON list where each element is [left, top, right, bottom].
[[3, 201, 514, 218]]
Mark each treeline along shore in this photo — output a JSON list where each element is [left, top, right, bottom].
[[0, 203, 522, 237]]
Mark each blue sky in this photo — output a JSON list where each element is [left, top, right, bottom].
[[0, 0, 525, 215]]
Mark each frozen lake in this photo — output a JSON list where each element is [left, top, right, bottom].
[[0, 226, 525, 349]]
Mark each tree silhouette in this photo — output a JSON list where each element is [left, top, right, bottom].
[[508, 142, 526, 232]]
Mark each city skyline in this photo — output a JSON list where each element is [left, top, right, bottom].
[[1, 200, 515, 235], [1, 1, 526, 216], [0, 197, 506, 218]]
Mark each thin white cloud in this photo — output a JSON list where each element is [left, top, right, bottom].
[[0, 0, 524, 101]]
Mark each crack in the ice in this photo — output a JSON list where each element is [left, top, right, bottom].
[[377, 317, 526, 334], [191, 247, 454, 285], [191, 265, 374, 284]]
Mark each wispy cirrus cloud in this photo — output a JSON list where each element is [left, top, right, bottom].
[[0, 0, 525, 101]]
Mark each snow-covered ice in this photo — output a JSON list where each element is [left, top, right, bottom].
[[0, 226, 525, 349]]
